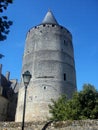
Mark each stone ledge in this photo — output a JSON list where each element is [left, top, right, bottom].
[[0, 120, 98, 130]]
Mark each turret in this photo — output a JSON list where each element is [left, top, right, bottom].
[[15, 11, 77, 122]]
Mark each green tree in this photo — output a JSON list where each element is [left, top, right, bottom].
[[49, 95, 67, 121], [49, 84, 98, 121], [65, 92, 81, 120], [0, 0, 13, 41], [78, 84, 98, 119]]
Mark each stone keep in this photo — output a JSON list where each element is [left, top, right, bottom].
[[15, 11, 77, 122]]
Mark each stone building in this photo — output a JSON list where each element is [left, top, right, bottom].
[[0, 64, 18, 121], [15, 11, 77, 122]]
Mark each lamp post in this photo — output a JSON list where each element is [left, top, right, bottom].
[[22, 71, 32, 130]]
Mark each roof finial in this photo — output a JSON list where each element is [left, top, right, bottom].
[[48, 9, 51, 12]]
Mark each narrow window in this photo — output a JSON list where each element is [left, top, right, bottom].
[[64, 73, 66, 81], [34, 26, 37, 29], [44, 86, 46, 90], [64, 40, 68, 46], [43, 24, 46, 27], [61, 26, 63, 29], [52, 24, 55, 27]]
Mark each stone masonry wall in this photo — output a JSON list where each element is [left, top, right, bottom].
[[0, 96, 9, 121], [0, 120, 98, 130], [16, 23, 77, 122]]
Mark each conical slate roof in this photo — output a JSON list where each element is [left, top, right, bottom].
[[42, 10, 58, 25]]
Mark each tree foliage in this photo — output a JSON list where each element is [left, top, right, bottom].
[[49, 95, 67, 121], [0, 0, 13, 41], [49, 84, 98, 121]]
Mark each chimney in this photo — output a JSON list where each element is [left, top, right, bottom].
[[6, 71, 10, 81]]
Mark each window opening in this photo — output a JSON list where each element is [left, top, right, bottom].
[[64, 73, 66, 81], [61, 26, 63, 29], [44, 86, 46, 90], [52, 24, 55, 27], [43, 24, 46, 27]]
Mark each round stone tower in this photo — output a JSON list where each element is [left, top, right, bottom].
[[15, 11, 77, 122]]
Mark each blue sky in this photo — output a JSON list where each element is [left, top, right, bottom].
[[0, 0, 98, 91]]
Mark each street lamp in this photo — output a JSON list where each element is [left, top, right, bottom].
[[22, 71, 32, 130]]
